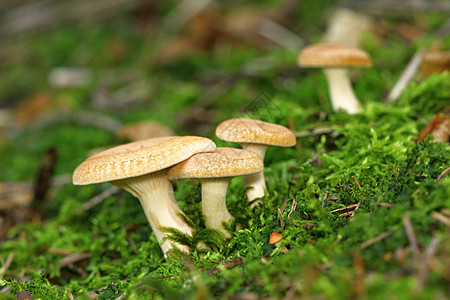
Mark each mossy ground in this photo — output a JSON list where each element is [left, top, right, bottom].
[[0, 1, 449, 299]]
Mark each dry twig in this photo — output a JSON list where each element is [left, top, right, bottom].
[[287, 199, 297, 221], [436, 166, 450, 183], [346, 0, 450, 14], [81, 187, 121, 212], [206, 257, 244, 276], [59, 252, 91, 268], [403, 215, 420, 259], [416, 235, 440, 291], [360, 231, 393, 249], [386, 51, 423, 102], [330, 203, 359, 213], [0, 0, 135, 39], [430, 211, 450, 226], [293, 126, 338, 138], [377, 202, 394, 208], [277, 198, 288, 232], [66, 289, 75, 300], [351, 176, 362, 190], [258, 18, 304, 52], [0, 252, 14, 279], [48, 248, 72, 255]]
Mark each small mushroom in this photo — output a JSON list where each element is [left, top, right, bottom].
[[298, 43, 372, 114], [269, 232, 282, 244], [168, 147, 263, 237], [73, 136, 216, 256], [215, 118, 296, 205]]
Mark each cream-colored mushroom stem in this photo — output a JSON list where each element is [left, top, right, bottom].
[[241, 144, 268, 206], [199, 178, 234, 238], [112, 171, 192, 256], [323, 68, 362, 114]]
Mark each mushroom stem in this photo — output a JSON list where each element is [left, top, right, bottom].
[[241, 144, 268, 205], [113, 171, 192, 256], [199, 178, 233, 238], [323, 68, 362, 114]]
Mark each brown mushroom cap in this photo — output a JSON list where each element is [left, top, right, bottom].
[[298, 43, 372, 68], [215, 118, 296, 147], [269, 232, 282, 244], [73, 136, 216, 185], [168, 147, 263, 179]]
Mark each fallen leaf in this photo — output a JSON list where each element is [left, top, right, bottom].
[[419, 46, 450, 78], [0, 182, 33, 211], [417, 112, 450, 143], [396, 23, 426, 42], [14, 92, 53, 125]]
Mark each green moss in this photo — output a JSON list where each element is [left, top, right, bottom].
[[1, 2, 449, 299]]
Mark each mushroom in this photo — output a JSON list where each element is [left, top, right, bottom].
[[73, 136, 216, 256], [168, 147, 263, 237], [215, 118, 296, 205], [269, 232, 282, 245], [116, 121, 175, 142], [297, 43, 372, 114]]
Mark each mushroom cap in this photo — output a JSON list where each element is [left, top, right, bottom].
[[73, 136, 216, 185], [116, 121, 175, 142], [215, 118, 296, 147], [167, 147, 263, 179], [298, 43, 372, 68], [269, 232, 282, 244]]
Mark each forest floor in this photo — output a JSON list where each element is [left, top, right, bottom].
[[0, 1, 449, 299]]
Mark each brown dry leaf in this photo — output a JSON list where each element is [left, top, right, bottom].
[[417, 112, 450, 143], [14, 92, 53, 125], [0, 181, 33, 238], [157, 10, 228, 63], [157, 36, 199, 63], [419, 48, 450, 78], [16, 291, 34, 300], [0, 182, 33, 211], [396, 23, 426, 42], [157, 3, 296, 64], [224, 8, 271, 46]]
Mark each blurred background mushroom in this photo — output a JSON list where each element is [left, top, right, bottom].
[[298, 44, 372, 114]]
